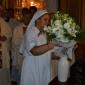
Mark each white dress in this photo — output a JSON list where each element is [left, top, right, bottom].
[[0, 17, 12, 85], [12, 24, 24, 69], [20, 26, 51, 85], [11, 23, 25, 82]]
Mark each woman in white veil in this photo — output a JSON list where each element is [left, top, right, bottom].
[[19, 10, 55, 85]]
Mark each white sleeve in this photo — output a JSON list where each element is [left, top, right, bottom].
[[25, 37, 37, 51], [19, 29, 37, 54]]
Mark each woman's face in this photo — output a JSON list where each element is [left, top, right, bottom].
[[36, 13, 50, 30]]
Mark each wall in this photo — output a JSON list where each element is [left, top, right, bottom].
[[44, 0, 58, 13], [81, 0, 85, 29], [60, 0, 82, 25]]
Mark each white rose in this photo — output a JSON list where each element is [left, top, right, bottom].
[[52, 28, 58, 33], [54, 20, 62, 26], [64, 23, 70, 29]]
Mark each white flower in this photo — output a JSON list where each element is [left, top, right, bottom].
[[64, 23, 70, 29], [46, 11, 80, 43], [52, 27, 58, 33], [54, 20, 62, 26]]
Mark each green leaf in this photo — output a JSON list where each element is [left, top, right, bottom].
[[76, 29, 85, 41], [46, 32, 56, 42]]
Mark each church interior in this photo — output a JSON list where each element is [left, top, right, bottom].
[[0, 0, 85, 85]]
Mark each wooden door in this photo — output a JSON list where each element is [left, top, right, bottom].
[[59, 0, 82, 25]]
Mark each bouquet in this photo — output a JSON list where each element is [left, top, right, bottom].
[[45, 11, 85, 60], [45, 11, 85, 46]]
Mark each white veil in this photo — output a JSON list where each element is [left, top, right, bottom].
[[19, 10, 48, 55], [26, 10, 48, 32]]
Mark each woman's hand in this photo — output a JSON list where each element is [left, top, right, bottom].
[[30, 42, 55, 56], [47, 42, 55, 49]]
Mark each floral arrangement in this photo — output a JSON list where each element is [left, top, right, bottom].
[[45, 11, 85, 44]]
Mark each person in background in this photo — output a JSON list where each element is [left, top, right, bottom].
[[6, 8, 20, 31], [11, 7, 31, 85], [19, 10, 57, 85], [21, 7, 32, 25], [3, 8, 10, 22], [0, 3, 12, 85], [29, 6, 37, 18]]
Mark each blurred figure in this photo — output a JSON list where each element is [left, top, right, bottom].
[[0, 4, 12, 85], [21, 7, 32, 25], [5, 8, 20, 30], [11, 7, 31, 85], [3, 8, 11, 22], [29, 6, 37, 18], [19, 10, 56, 85]]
